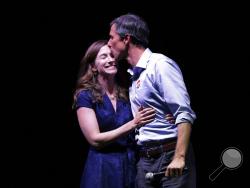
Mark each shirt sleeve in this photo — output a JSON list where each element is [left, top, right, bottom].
[[154, 57, 196, 125], [75, 90, 94, 110]]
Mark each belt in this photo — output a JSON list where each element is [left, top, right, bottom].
[[138, 140, 176, 158]]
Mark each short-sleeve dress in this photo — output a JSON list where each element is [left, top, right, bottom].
[[76, 90, 136, 188]]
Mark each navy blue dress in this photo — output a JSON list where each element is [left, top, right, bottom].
[[76, 90, 136, 188]]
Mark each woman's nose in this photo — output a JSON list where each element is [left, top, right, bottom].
[[108, 55, 115, 62]]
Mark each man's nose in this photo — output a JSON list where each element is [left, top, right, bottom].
[[107, 39, 111, 47]]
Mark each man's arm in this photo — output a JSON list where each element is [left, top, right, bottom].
[[155, 58, 195, 177], [166, 122, 191, 177]]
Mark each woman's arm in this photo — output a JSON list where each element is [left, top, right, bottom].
[[77, 107, 155, 148]]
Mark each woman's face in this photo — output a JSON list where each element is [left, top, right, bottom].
[[94, 45, 117, 76]]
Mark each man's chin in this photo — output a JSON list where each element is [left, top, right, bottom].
[[116, 54, 126, 62]]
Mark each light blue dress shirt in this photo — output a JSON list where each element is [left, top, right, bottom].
[[129, 48, 196, 145]]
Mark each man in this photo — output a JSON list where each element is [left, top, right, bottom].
[[108, 13, 196, 188]]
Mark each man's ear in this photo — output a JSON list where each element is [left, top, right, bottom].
[[123, 34, 131, 45]]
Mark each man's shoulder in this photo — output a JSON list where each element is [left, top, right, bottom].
[[150, 52, 176, 66]]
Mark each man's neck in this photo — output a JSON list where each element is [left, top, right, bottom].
[[127, 45, 146, 67]]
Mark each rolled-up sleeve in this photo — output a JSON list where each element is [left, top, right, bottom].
[[155, 58, 196, 125]]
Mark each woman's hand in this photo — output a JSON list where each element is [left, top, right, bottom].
[[133, 107, 155, 128], [166, 114, 175, 124]]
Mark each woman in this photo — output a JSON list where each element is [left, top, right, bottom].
[[73, 40, 155, 188]]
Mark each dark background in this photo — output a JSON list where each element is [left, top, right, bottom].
[[6, 1, 248, 187]]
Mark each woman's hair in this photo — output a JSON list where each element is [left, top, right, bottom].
[[110, 13, 150, 48], [73, 40, 128, 108]]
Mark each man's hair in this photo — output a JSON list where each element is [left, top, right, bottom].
[[110, 13, 150, 48]]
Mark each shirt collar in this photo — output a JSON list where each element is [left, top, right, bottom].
[[127, 48, 152, 75]]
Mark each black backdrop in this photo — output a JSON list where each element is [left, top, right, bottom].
[[6, 1, 248, 188]]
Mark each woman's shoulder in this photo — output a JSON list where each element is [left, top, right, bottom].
[[77, 89, 92, 98], [75, 89, 93, 109]]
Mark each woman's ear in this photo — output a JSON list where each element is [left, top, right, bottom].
[[91, 67, 97, 72], [91, 65, 98, 74]]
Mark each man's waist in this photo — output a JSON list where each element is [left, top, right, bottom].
[[137, 137, 177, 148], [136, 130, 177, 145], [137, 138, 177, 158]]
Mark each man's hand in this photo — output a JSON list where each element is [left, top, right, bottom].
[[165, 156, 185, 177]]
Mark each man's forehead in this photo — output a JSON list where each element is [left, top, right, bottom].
[[110, 24, 118, 33]]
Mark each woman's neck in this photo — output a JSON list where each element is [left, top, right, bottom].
[[98, 75, 116, 94]]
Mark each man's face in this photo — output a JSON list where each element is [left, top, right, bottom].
[[108, 24, 128, 61]]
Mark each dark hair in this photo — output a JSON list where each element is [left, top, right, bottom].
[[73, 40, 128, 108], [110, 13, 150, 48]]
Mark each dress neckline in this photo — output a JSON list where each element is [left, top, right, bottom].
[[105, 93, 117, 113]]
